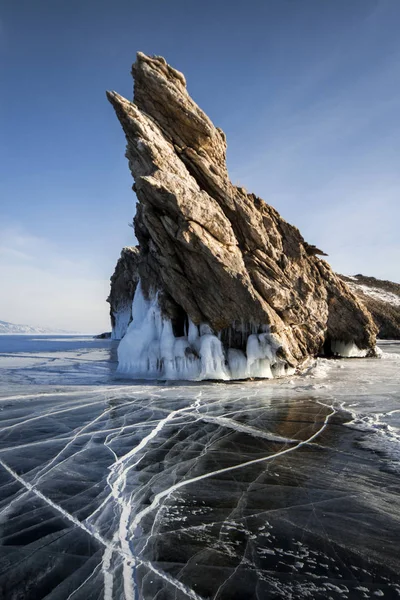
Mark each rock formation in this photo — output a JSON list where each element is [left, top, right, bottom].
[[107, 52, 378, 380], [340, 274, 400, 339]]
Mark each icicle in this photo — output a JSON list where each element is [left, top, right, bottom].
[[117, 279, 287, 381], [227, 349, 248, 379], [188, 319, 199, 345], [331, 341, 368, 358], [199, 334, 229, 380], [111, 304, 132, 340]]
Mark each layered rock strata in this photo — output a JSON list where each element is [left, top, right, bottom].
[[107, 52, 377, 380]]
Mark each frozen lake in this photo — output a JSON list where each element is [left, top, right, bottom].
[[0, 335, 400, 599]]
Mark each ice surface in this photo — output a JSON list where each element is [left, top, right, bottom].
[[0, 335, 400, 599], [345, 411, 400, 473], [117, 282, 284, 381]]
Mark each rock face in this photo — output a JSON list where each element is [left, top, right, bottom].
[[340, 275, 400, 339], [107, 52, 377, 379], [107, 247, 139, 339]]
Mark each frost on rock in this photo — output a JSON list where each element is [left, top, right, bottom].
[[117, 281, 290, 381]]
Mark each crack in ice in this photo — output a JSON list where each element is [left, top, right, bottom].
[[0, 458, 206, 600], [129, 401, 336, 535]]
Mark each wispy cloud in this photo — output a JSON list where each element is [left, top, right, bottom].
[[0, 225, 110, 331], [226, 7, 400, 284]]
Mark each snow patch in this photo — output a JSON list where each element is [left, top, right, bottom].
[[348, 282, 400, 307], [303, 358, 332, 379], [0, 320, 73, 335]]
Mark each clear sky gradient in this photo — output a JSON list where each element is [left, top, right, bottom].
[[1, 0, 399, 332]]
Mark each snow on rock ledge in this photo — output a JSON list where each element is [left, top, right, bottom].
[[340, 274, 400, 340], [107, 52, 378, 380]]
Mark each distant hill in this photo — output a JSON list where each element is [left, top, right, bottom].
[[0, 320, 74, 335], [340, 275, 400, 339]]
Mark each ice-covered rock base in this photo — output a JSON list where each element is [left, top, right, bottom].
[[331, 340, 369, 358], [111, 304, 132, 340], [117, 282, 294, 381]]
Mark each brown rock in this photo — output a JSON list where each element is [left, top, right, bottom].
[[107, 246, 139, 339], [107, 53, 377, 371]]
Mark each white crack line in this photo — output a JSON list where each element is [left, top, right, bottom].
[[129, 401, 336, 535], [0, 458, 206, 600], [97, 393, 205, 599]]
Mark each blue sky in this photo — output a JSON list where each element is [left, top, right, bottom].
[[1, 0, 399, 331]]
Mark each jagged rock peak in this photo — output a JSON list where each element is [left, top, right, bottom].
[[106, 53, 378, 380]]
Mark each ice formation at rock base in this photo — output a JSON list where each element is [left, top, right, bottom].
[[330, 340, 369, 358], [117, 281, 379, 381], [117, 281, 296, 381], [111, 304, 132, 341]]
